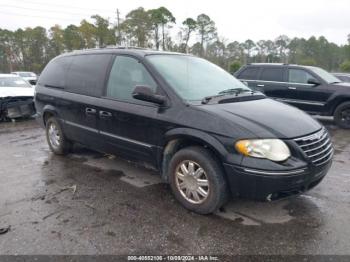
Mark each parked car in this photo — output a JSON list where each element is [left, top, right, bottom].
[[0, 74, 35, 121], [11, 71, 38, 86], [332, 73, 350, 83], [35, 49, 333, 214], [235, 63, 350, 128]]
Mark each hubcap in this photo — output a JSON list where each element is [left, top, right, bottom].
[[175, 160, 210, 204], [48, 122, 61, 149]]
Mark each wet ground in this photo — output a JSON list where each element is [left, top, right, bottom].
[[0, 118, 349, 255]]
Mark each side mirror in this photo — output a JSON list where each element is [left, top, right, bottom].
[[132, 85, 166, 105], [307, 78, 321, 86]]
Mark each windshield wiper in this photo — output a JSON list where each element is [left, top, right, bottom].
[[202, 88, 255, 104], [218, 88, 249, 95]]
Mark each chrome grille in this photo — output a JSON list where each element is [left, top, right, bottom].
[[294, 128, 333, 166]]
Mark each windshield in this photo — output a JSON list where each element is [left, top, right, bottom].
[[0, 77, 32, 88], [307, 66, 341, 84], [146, 55, 250, 100]]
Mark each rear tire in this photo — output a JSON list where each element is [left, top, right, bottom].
[[334, 102, 350, 129], [45, 117, 72, 155], [168, 146, 229, 214]]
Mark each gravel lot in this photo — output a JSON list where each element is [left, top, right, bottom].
[[0, 118, 349, 255]]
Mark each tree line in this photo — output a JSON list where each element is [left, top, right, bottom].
[[1, 6, 350, 74]]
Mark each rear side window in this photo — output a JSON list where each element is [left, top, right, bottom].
[[106, 56, 157, 102], [238, 67, 259, 80], [260, 68, 285, 82], [288, 69, 314, 84], [39, 56, 72, 88], [66, 54, 112, 97]]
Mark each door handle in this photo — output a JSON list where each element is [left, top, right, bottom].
[[99, 111, 112, 119], [257, 84, 265, 87], [288, 86, 297, 90], [85, 108, 96, 115]]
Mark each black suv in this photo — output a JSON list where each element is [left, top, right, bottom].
[[35, 49, 333, 214], [235, 63, 350, 128]]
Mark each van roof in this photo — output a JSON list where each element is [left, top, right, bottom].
[[58, 47, 189, 59]]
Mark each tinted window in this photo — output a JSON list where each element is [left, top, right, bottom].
[[39, 57, 72, 88], [106, 56, 157, 102], [239, 67, 259, 80], [66, 54, 112, 96], [288, 69, 314, 84], [260, 68, 284, 82]]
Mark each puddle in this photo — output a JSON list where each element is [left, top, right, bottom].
[[71, 153, 162, 188], [216, 200, 293, 225]]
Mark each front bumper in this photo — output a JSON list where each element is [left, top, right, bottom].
[[0, 97, 35, 119], [223, 161, 332, 201]]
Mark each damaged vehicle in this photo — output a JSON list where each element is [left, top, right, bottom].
[[0, 74, 36, 121], [35, 48, 333, 214]]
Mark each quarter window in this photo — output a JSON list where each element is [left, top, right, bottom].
[[260, 68, 284, 82], [106, 56, 157, 102], [288, 69, 314, 84], [39, 56, 72, 88]]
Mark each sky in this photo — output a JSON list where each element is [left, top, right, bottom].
[[0, 0, 349, 45]]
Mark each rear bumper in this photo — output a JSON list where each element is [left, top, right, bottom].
[[223, 161, 332, 201]]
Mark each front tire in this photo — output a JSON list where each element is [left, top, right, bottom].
[[45, 117, 72, 155], [334, 102, 350, 129], [168, 146, 229, 214]]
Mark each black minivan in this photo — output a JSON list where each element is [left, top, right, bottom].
[[35, 48, 333, 214]]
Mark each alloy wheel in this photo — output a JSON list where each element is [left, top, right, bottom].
[[175, 160, 210, 204], [48, 122, 61, 150]]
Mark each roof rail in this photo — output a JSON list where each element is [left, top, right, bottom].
[[103, 45, 155, 51], [73, 45, 156, 52]]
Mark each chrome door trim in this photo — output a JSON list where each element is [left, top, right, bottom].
[[65, 120, 99, 133], [65, 120, 152, 148], [272, 97, 325, 106], [100, 131, 152, 148]]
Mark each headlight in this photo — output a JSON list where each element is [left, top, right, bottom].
[[235, 139, 291, 162]]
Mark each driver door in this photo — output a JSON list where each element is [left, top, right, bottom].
[[284, 68, 332, 113], [96, 55, 162, 166]]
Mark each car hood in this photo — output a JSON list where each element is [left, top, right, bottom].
[[0, 87, 34, 98], [200, 98, 322, 139]]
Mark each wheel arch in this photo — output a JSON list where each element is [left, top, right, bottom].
[[42, 105, 59, 126], [329, 95, 350, 115], [160, 128, 228, 183]]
